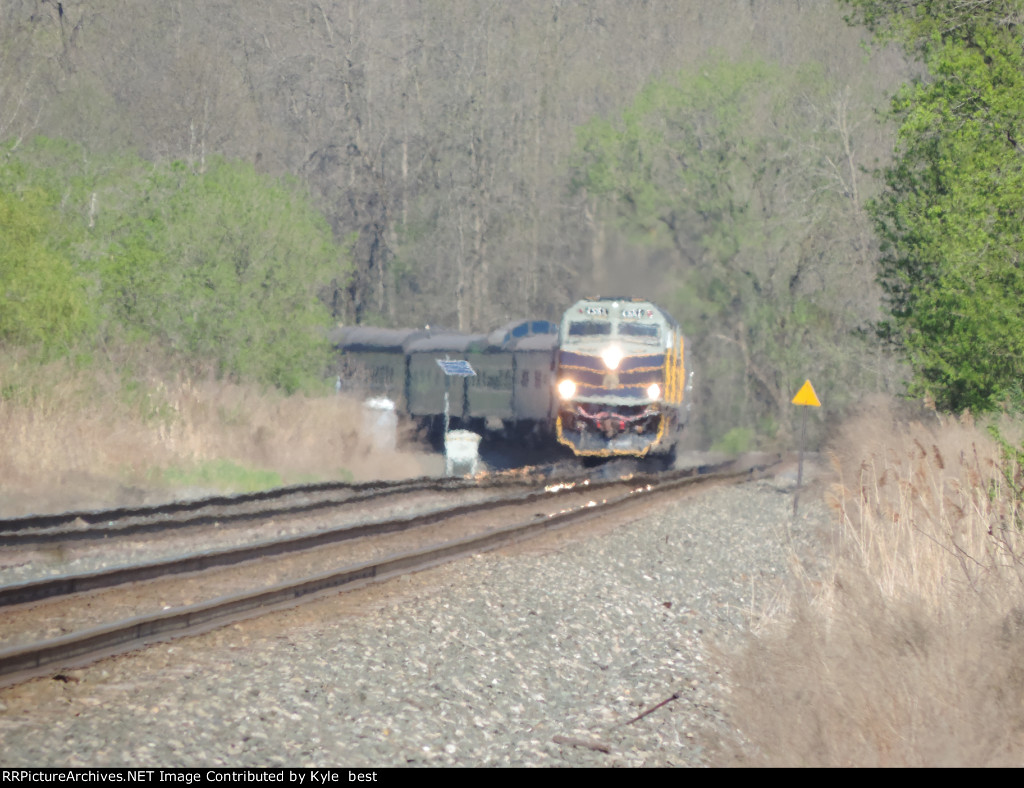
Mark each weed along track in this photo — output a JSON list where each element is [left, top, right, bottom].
[[0, 455, 778, 686]]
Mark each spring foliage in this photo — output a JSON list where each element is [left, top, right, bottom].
[[845, 0, 1024, 412], [0, 139, 349, 392], [0, 187, 92, 353]]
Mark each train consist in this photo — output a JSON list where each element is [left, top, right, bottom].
[[333, 297, 690, 462]]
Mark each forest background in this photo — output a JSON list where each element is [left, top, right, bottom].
[[7, 1, 1024, 765], [0, 0, 995, 502]]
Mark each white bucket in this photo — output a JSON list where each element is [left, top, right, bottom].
[[444, 429, 482, 476], [363, 397, 397, 452]]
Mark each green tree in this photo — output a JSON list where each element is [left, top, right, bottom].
[[846, 1, 1024, 411], [102, 158, 347, 392], [0, 138, 349, 392], [841, 0, 1024, 56], [0, 186, 92, 353]]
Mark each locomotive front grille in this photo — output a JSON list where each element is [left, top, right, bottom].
[[555, 404, 666, 456]]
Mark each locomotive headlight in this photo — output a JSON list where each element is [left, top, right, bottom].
[[601, 345, 623, 371], [646, 383, 661, 400], [557, 379, 577, 399]]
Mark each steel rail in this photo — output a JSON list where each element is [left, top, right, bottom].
[[0, 481, 591, 606], [0, 457, 779, 686], [0, 470, 563, 545], [0, 477, 452, 538], [0, 462, 728, 608]]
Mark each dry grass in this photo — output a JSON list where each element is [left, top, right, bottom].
[[0, 352, 434, 516], [727, 395, 1024, 766]]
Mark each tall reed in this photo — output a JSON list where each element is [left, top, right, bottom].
[[728, 397, 1024, 766]]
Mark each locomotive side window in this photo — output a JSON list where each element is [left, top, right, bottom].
[[568, 321, 612, 336]]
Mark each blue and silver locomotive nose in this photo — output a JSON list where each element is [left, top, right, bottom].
[[554, 298, 687, 458]]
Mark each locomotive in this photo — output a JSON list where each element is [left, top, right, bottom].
[[553, 297, 689, 460], [332, 298, 689, 461]]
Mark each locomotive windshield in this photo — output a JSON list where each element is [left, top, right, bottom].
[[567, 320, 661, 342], [618, 323, 660, 341], [568, 321, 612, 337]]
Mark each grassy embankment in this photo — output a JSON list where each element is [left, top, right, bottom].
[[0, 351, 428, 516], [729, 398, 1024, 766]]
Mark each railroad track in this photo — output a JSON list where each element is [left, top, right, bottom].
[[0, 454, 780, 687], [0, 470, 564, 545]]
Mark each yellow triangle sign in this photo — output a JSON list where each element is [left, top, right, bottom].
[[792, 379, 821, 407]]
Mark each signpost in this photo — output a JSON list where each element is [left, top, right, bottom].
[[435, 358, 476, 436], [791, 379, 821, 516], [436, 358, 478, 476]]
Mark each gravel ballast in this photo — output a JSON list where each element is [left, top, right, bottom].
[[0, 473, 832, 767]]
